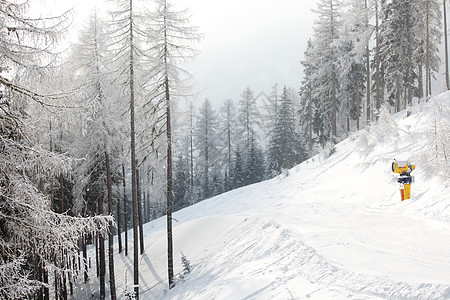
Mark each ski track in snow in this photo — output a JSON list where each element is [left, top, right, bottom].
[[73, 94, 450, 299]]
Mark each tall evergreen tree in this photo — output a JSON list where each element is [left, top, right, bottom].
[[311, 0, 343, 142], [380, 0, 419, 111], [267, 87, 308, 175]]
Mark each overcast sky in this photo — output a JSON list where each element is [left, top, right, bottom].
[[47, 0, 318, 106]]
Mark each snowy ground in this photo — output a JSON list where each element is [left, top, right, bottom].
[[75, 93, 450, 299]]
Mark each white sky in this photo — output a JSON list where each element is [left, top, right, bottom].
[[43, 0, 318, 106]]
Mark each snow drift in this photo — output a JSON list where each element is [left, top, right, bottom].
[[76, 93, 450, 299]]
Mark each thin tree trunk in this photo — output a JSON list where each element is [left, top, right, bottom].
[[136, 165, 145, 254], [98, 195, 106, 300], [122, 163, 128, 256], [365, 0, 371, 123], [106, 152, 117, 300], [83, 235, 88, 283], [375, 0, 381, 119], [117, 172, 122, 254], [129, 0, 139, 297]]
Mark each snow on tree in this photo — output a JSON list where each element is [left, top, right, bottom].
[[0, 1, 109, 298], [379, 0, 419, 111], [311, 0, 343, 142], [267, 87, 308, 175], [218, 99, 237, 192], [194, 98, 220, 200]]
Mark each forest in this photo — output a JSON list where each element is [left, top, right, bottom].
[[0, 0, 448, 299]]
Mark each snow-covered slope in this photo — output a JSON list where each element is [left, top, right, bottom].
[[77, 93, 450, 299]]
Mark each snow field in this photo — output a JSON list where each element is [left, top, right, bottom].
[[76, 93, 450, 299]]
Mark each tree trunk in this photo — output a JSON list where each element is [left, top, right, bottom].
[[163, 2, 175, 288], [105, 152, 117, 300], [98, 194, 106, 300], [122, 163, 128, 256], [365, 0, 371, 123], [375, 0, 381, 119], [117, 170, 122, 254], [83, 235, 88, 283], [136, 165, 145, 254], [129, 0, 140, 297]]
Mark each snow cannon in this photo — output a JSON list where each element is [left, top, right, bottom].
[[392, 159, 415, 201]]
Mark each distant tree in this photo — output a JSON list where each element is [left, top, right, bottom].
[[267, 87, 308, 175], [299, 39, 317, 153], [218, 99, 237, 190], [194, 99, 220, 199], [245, 137, 265, 184]]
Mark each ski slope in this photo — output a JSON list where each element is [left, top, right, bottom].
[[76, 93, 450, 299]]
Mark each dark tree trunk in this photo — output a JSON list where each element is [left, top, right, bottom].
[[98, 194, 106, 299], [106, 152, 117, 300], [136, 165, 144, 254], [122, 163, 128, 256], [129, 0, 140, 297], [83, 235, 88, 283]]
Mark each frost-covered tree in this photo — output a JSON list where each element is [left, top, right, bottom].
[[267, 87, 308, 175], [337, 0, 369, 131], [218, 99, 237, 191], [299, 39, 317, 153], [0, 1, 109, 299], [311, 0, 343, 142], [416, 0, 442, 99], [68, 10, 123, 299], [194, 99, 220, 200], [380, 0, 419, 111], [237, 87, 261, 150]]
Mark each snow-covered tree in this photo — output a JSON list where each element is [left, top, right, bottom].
[[194, 99, 220, 200], [267, 87, 308, 175], [218, 99, 237, 191], [311, 0, 343, 142], [0, 1, 109, 298], [379, 0, 419, 111]]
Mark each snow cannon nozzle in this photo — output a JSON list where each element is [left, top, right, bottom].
[[392, 159, 415, 176], [391, 159, 415, 201]]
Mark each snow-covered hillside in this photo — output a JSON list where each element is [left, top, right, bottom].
[[77, 93, 450, 299]]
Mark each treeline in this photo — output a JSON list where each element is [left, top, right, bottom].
[[299, 0, 446, 150], [171, 86, 309, 211]]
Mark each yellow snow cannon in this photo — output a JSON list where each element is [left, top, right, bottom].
[[392, 160, 415, 201]]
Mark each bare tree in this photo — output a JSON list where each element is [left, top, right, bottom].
[[146, 0, 201, 288]]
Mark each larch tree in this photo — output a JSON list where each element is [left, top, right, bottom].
[[218, 99, 237, 192], [194, 98, 220, 200], [107, 0, 150, 297], [0, 1, 110, 299], [145, 0, 201, 288]]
